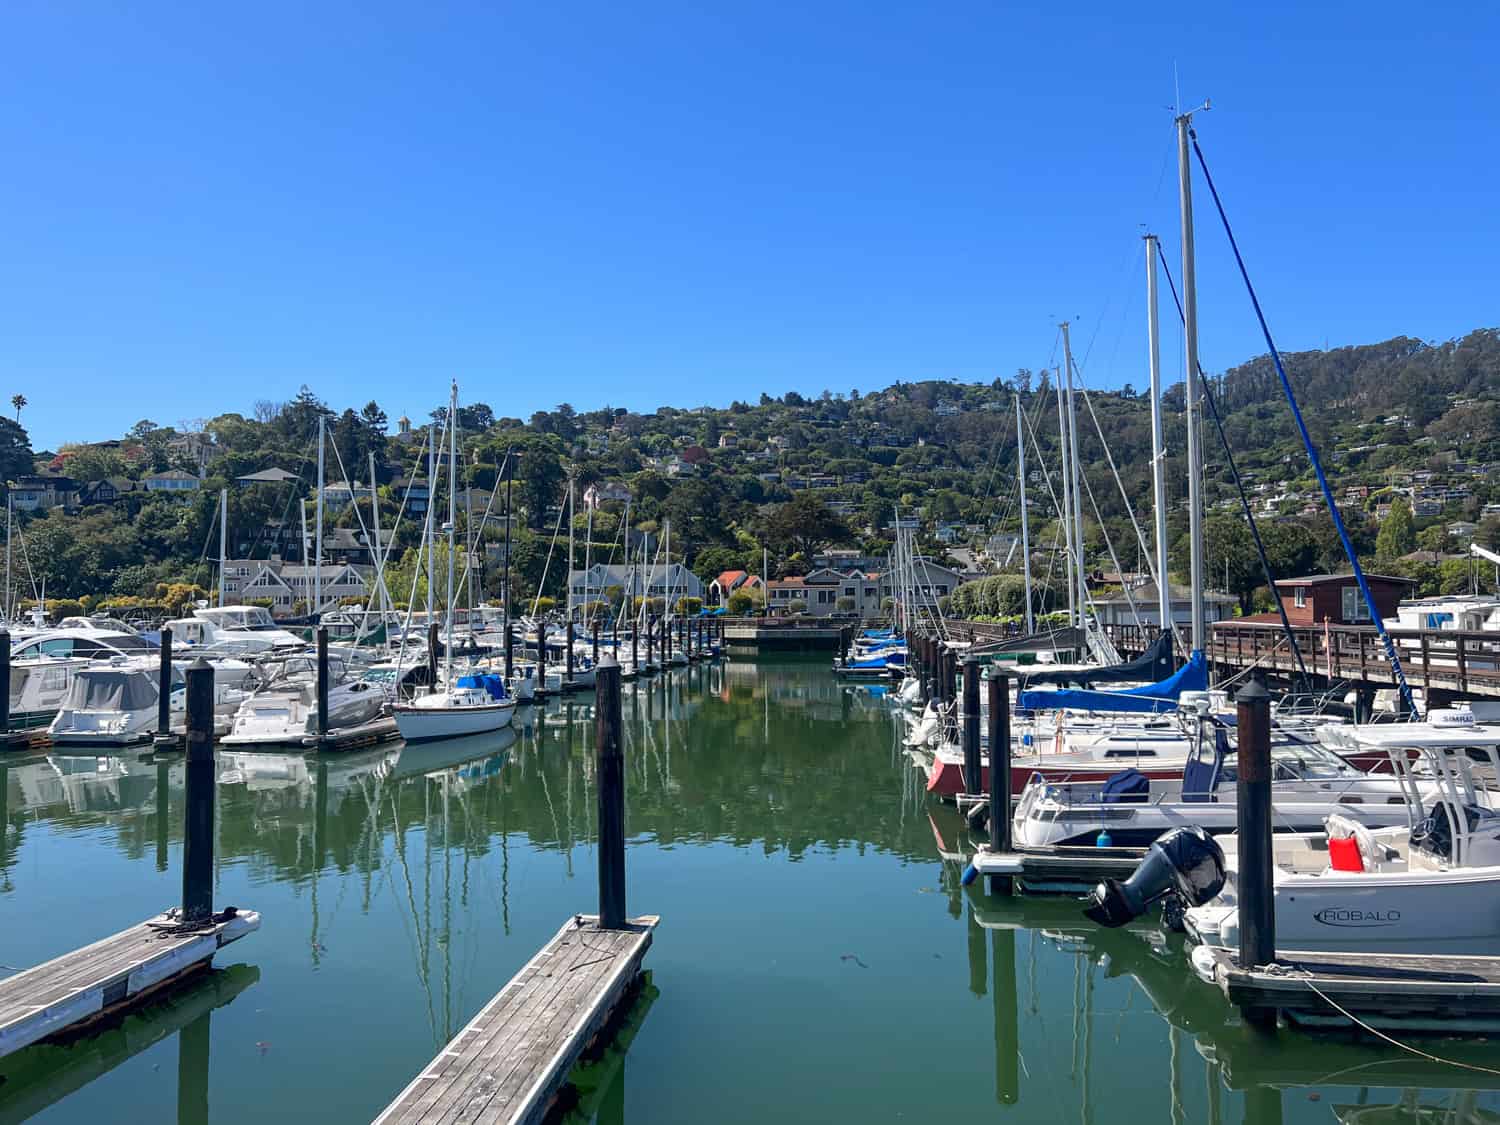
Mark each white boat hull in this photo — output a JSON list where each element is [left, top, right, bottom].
[[1187, 864, 1500, 955], [395, 699, 516, 743]]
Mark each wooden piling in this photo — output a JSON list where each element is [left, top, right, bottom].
[[1236, 673, 1276, 1030], [646, 615, 654, 670], [182, 658, 215, 924], [595, 656, 626, 929], [504, 621, 514, 681], [315, 625, 329, 741], [632, 618, 639, 671], [592, 619, 600, 664], [0, 629, 10, 735], [988, 670, 1013, 893], [962, 657, 981, 795], [566, 620, 575, 687], [426, 622, 440, 694], [157, 625, 173, 741], [537, 620, 547, 695]]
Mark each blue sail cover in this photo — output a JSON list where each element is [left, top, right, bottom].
[[1016, 651, 1208, 714]]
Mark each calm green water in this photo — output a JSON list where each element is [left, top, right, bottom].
[[1, 658, 1496, 1123]]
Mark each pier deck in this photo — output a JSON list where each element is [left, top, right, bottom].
[[0, 910, 261, 1059], [375, 914, 658, 1125], [969, 842, 1146, 894], [1201, 946, 1500, 1032]]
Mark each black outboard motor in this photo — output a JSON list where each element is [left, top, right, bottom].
[[1083, 826, 1226, 928]]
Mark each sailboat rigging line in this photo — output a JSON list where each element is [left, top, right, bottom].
[[1074, 457, 1147, 633], [1187, 134, 1410, 709], [1153, 240, 1309, 687], [528, 489, 571, 620], [1072, 379, 1185, 656], [1020, 398, 1104, 627]]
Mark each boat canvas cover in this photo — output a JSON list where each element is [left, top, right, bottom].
[[1017, 650, 1207, 714], [64, 669, 159, 711], [456, 673, 508, 701], [1016, 629, 1173, 688]]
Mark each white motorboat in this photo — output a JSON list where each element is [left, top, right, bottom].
[[190, 605, 307, 654], [48, 662, 182, 746], [1179, 710, 1500, 958], [222, 677, 386, 746], [1011, 720, 1429, 850]]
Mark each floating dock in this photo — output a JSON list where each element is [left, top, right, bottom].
[[0, 910, 261, 1059], [968, 842, 1146, 894], [375, 913, 658, 1125], [1197, 945, 1500, 1033]]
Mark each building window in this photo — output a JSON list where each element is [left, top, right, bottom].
[[1341, 587, 1371, 622], [1294, 587, 1307, 608]]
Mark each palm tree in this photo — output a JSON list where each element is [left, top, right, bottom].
[[10, 395, 25, 423]]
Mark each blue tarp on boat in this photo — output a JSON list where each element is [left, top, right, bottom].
[[1016, 650, 1207, 714], [456, 673, 508, 701]]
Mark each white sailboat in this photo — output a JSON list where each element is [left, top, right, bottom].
[[395, 382, 515, 743]]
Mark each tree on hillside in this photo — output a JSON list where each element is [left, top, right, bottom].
[[516, 444, 565, 530], [1376, 497, 1416, 561], [10, 395, 25, 423], [0, 418, 32, 482], [764, 493, 850, 560]]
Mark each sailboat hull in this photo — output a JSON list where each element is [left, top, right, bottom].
[[395, 700, 516, 743]]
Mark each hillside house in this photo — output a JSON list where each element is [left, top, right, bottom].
[[143, 470, 200, 495], [1273, 574, 1415, 626]]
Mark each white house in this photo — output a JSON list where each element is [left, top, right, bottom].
[[235, 562, 371, 616], [143, 470, 200, 495]]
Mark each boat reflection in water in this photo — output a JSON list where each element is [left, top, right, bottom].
[[960, 879, 1500, 1125]]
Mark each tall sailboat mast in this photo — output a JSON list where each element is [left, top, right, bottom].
[[1177, 109, 1207, 650], [218, 487, 228, 606], [445, 381, 458, 684], [1015, 396, 1034, 635], [1061, 323, 1087, 625], [315, 413, 325, 618], [567, 476, 575, 622], [1145, 233, 1171, 634], [1054, 372, 1077, 627], [424, 419, 436, 625]]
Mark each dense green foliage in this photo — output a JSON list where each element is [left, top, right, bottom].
[[5, 327, 1499, 607]]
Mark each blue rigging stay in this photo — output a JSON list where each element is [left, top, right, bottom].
[[1187, 128, 1420, 718]]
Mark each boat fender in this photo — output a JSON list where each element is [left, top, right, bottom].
[[1095, 829, 1113, 848], [960, 863, 978, 887]]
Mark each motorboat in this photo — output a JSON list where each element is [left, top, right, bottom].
[[394, 672, 516, 743], [221, 665, 387, 747], [190, 605, 307, 654], [48, 661, 182, 746], [1175, 710, 1500, 957], [1010, 720, 1426, 850]]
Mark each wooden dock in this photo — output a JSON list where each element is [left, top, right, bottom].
[[375, 914, 658, 1125], [0, 910, 261, 1059], [968, 842, 1146, 894], [1199, 946, 1500, 1033]]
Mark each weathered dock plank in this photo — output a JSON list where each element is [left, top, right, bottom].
[[1202, 946, 1500, 1032], [375, 914, 658, 1125], [0, 910, 260, 1058]]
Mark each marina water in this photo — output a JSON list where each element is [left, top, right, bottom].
[[2, 657, 1496, 1122]]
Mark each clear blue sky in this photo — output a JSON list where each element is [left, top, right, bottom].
[[2, 1, 1494, 449]]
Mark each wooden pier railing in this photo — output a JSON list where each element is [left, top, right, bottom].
[[1100, 620, 1500, 699]]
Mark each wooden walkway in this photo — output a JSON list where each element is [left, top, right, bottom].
[[1199, 946, 1500, 1032], [969, 842, 1146, 894], [375, 914, 658, 1125], [0, 910, 261, 1058]]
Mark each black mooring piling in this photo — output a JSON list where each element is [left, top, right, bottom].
[[595, 655, 626, 929], [182, 658, 216, 924]]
